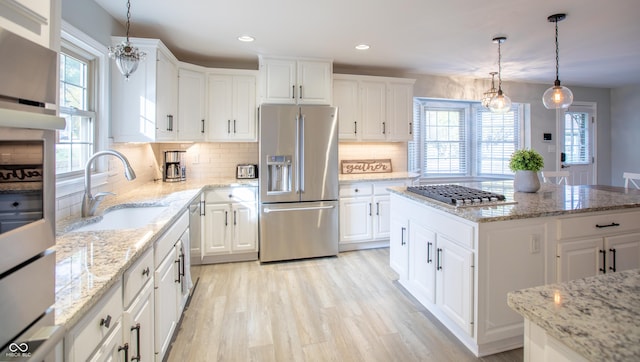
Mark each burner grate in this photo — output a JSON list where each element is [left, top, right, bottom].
[[407, 185, 506, 206]]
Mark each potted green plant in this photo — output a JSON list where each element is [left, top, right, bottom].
[[509, 149, 544, 192]]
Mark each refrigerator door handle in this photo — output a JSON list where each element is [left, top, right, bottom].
[[300, 114, 305, 194], [263, 205, 335, 213], [295, 114, 300, 193]]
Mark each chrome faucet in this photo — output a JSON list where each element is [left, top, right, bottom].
[[82, 150, 137, 217]]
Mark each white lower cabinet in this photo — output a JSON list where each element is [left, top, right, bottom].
[[124, 282, 154, 362], [64, 210, 191, 362], [390, 193, 555, 357], [339, 180, 410, 251], [88, 321, 126, 362], [154, 248, 179, 360], [202, 187, 258, 263]]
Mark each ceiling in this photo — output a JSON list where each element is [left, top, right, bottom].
[[94, 0, 640, 88]]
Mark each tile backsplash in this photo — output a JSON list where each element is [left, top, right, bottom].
[[56, 141, 406, 219], [338, 142, 407, 173]]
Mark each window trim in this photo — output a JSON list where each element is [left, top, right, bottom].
[[57, 21, 110, 196]]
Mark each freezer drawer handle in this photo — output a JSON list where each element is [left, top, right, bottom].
[[263, 205, 335, 213]]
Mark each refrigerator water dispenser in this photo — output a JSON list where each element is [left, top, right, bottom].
[[266, 155, 291, 193]]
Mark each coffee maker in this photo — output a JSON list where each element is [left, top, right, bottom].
[[163, 150, 186, 182]]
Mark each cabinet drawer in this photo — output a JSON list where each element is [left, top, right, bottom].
[[557, 210, 640, 240], [0, 192, 42, 212], [206, 187, 257, 203], [339, 183, 372, 197], [67, 282, 123, 362], [155, 210, 188, 266], [123, 248, 154, 308]]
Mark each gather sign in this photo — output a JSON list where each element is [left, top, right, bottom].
[[341, 159, 392, 174]]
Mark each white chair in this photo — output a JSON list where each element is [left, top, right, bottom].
[[541, 171, 570, 185], [623, 172, 640, 189]]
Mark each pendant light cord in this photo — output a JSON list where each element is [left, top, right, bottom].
[[554, 18, 560, 83], [497, 40, 503, 92], [125, 0, 132, 42]]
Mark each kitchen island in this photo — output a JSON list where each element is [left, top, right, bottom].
[[508, 269, 640, 361], [388, 181, 640, 357]]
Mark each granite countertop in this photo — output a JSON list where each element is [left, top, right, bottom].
[[388, 181, 640, 223], [507, 269, 640, 361], [54, 178, 257, 330], [339, 171, 420, 183]]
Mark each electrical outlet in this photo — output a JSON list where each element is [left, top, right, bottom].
[[530, 235, 541, 254]]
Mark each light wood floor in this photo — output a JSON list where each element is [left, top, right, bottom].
[[168, 248, 523, 362]]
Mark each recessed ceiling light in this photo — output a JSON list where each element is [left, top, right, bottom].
[[238, 35, 255, 42], [355, 44, 370, 50]]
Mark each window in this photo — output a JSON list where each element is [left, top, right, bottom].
[[410, 99, 524, 178], [58, 49, 95, 176], [563, 111, 589, 164]]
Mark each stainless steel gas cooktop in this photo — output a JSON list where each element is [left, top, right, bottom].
[[406, 184, 510, 207]]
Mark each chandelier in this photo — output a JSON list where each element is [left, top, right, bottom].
[[542, 13, 573, 109], [108, 0, 146, 80], [481, 72, 498, 109], [488, 37, 512, 113]]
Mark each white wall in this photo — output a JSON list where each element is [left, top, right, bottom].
[[611, 84, 640, 186]]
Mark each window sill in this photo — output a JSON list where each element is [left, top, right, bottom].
[[56, 172, 109, 198]]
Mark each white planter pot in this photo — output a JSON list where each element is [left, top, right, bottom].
[[514, 170, 541, 193]]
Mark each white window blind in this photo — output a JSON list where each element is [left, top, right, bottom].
[[423, 106, 467, 175], [475, 105, 521, 176]]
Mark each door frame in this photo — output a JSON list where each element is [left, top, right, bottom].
[[555, 101, 597, 185]]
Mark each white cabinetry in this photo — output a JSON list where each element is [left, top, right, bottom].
[[123, 248, 154, 362], [332, 74, 415, 141], [154, 210, 189, 361], [0, 0, 53, 48], [556, 210, 640, 282], [259, 56, 332, 105], [178, 67, 207, 141], [202, 186, 258, 263], [111, 38, 179, 142], [339, 181, 409, 251], [64, 282, 124, 361], [208, 70, 257, 141], [390, 192, 555, 356]]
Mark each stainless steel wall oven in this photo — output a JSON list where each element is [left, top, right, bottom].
[[0, 27, 65, 360]]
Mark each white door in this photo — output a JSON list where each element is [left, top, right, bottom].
[[203, 204, 231, 254], [372, 195, 391, 239], [333, 78, 359, 140], [436, 235, 474, 336], [178, 68, 206, 141], [232, 75, 257, 140], [389, 215, 409, 280], [88, 322, 125, 362], [125, 282, 154, 362], [409, 221, 437, 305], [296, 60, 332, 105], [232, 203, 258, 251], [605, 233, 640, 273], [560, 103, 596, 185], [360, 81, 386, 140], [154, 250, 179, 360], [208, 74, 233, 140], [386, 82, 413, 141], [557, 238, 602, 282], [339, 197, 373, 242]]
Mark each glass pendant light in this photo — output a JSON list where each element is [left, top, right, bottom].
[[109, 0, 146, 80], [481, 72, 498, 109], [542, 13, 573, 109], [489, 37, 512, 113]]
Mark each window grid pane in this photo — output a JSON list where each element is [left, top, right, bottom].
[[423, 108, 466, 175], [564, 112, 589, 164], [476, 106, 520, 176]]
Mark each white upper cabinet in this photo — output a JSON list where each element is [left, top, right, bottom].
[[207, 69, 257, 142], [259, 56, 332, 105], [177, 67, 207, 141], [333, 74, 415, 142], [0, 0, 53, 48], [111, 38, 179, 142]]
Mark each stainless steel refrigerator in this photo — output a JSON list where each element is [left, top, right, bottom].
[[259, 104, 339, 262]]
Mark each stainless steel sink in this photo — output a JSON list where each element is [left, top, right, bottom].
[[73, 206, 169, 232]]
